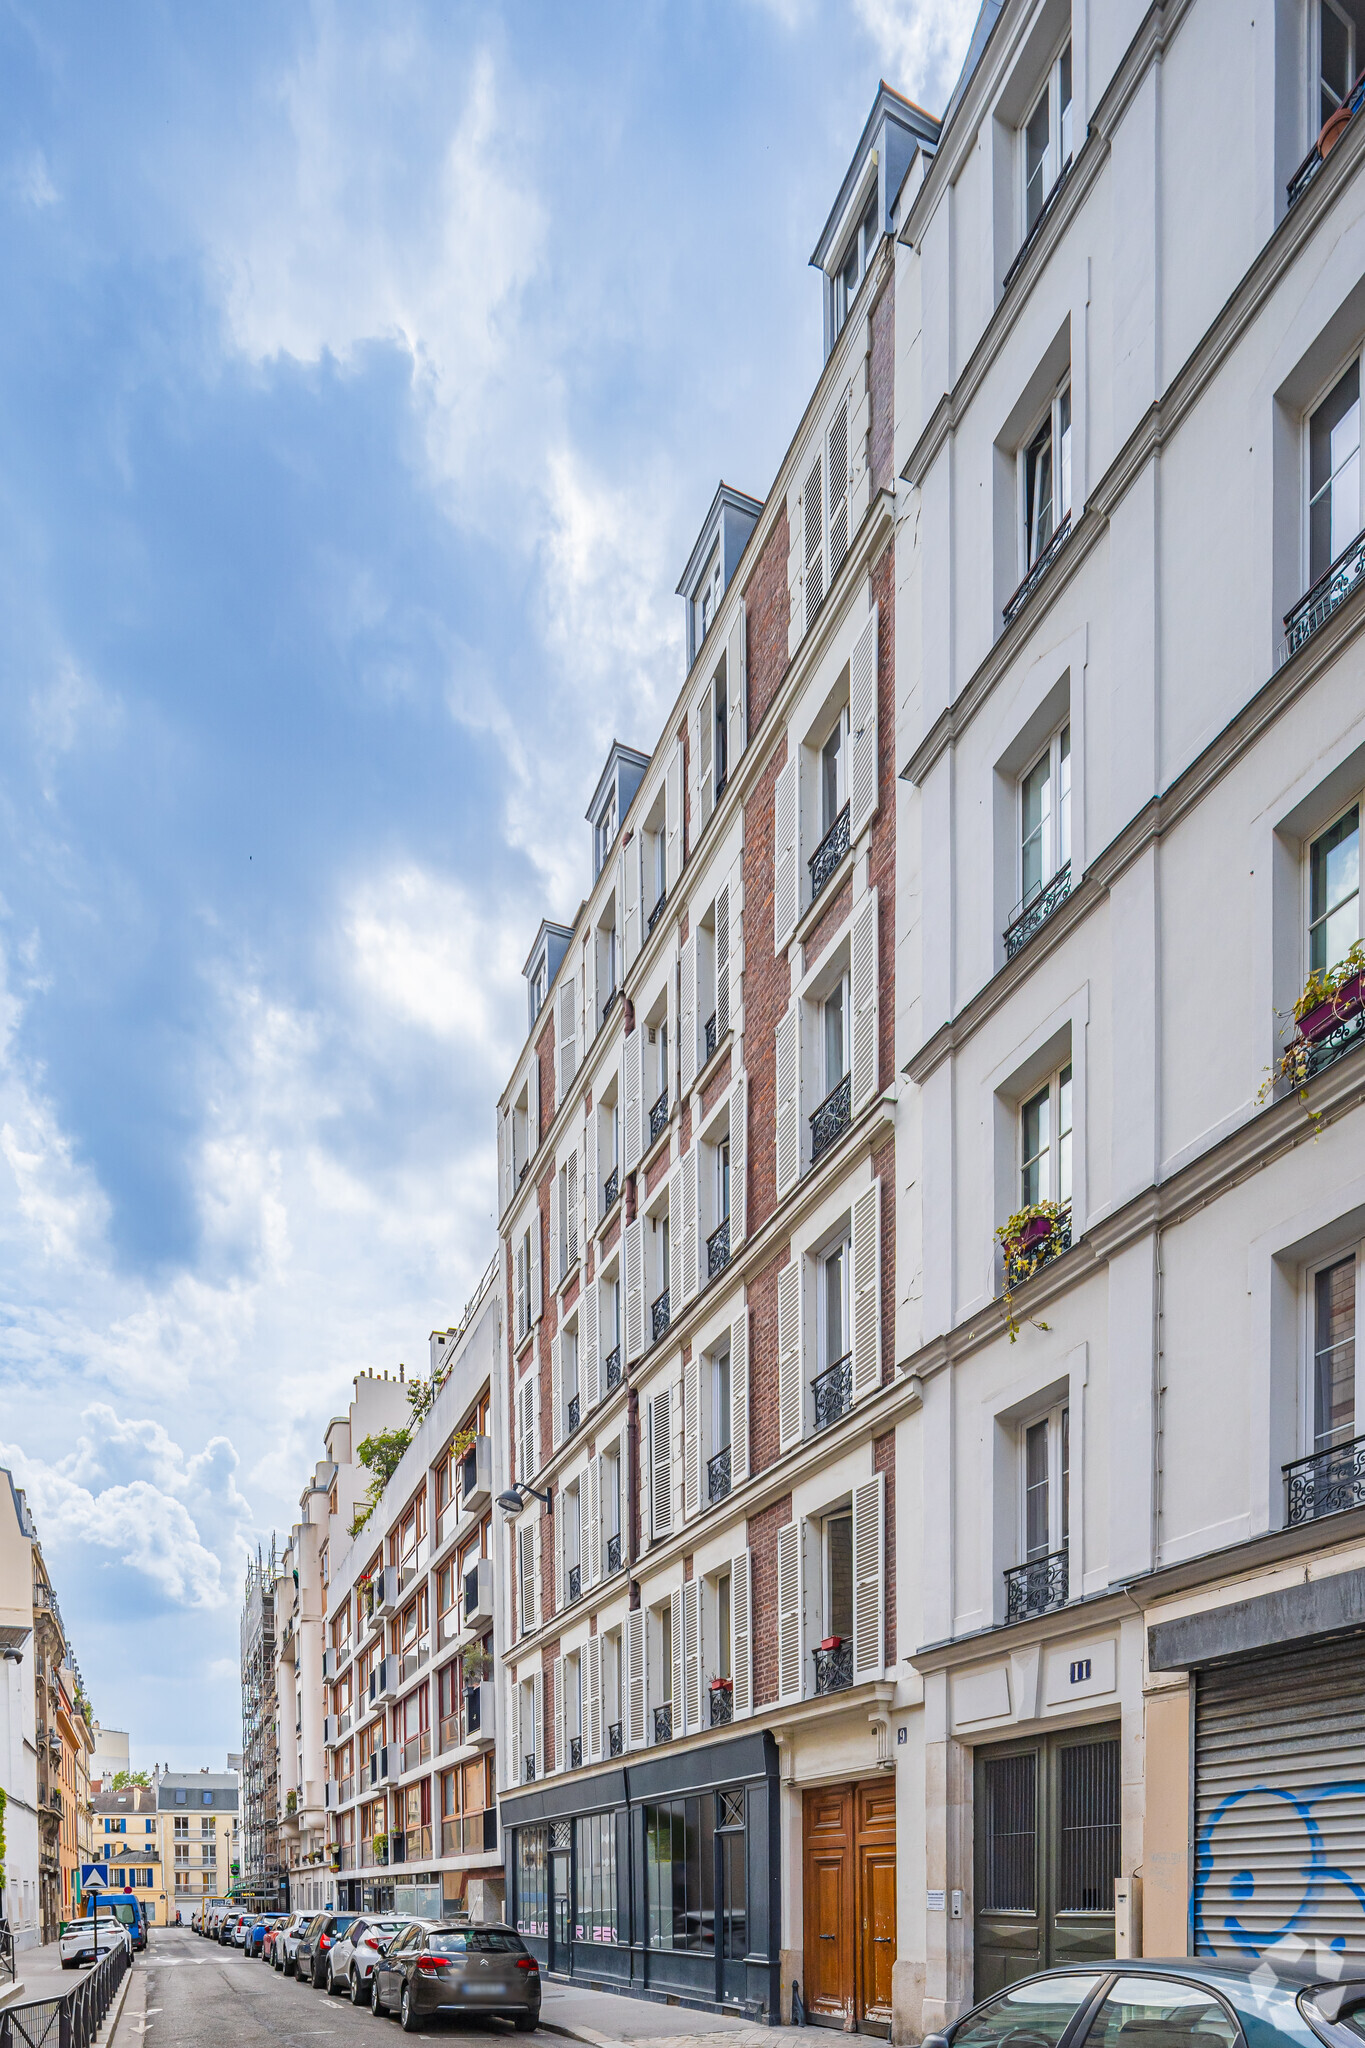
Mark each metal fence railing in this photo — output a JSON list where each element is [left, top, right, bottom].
[[0, 1933, 130, 2048]]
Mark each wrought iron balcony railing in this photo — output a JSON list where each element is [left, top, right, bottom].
[[1285, 1432, 1365, 1526], [707, 1216, 731, 1279], [647, 889, 667, 935], [709, 1683, 734, 1726], [1003, 1206, 1072, 1291], [568, 1564, 581, 1604], [1284, 528, 1365, 658], [1005, 1547, 1069, 1622], [1288, 72, 1365, 207], [813, 1642, 854, 1695], [608, 1721, 623, 1757], [1001, 156, 1074, 293], [704, 1012, 718, 1063], [603, 1166, 619, 1212], [649, 1088, 669, 1146], [567, 1393, 580, 1436], [653, 1703, 672, 1744], [1003, 512, 1072, 628], [600, 986, 619, 1029], [605, 1345, 622, 1391], [809, 801, 851, 902], [1294, 1002, 1365, 1083], [812, 1351, 853, 1433], [605, 1532, 622, 1575], [708, 1445, 732, 1505], [1004, 861, 1072, 960], [651, 1289, 670, 1343], [569, 1735, 583, 1770], [810, 1072, 852, 1163], [522, 1753, 536, 1784]]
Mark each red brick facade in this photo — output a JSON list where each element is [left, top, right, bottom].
[[869, 274, 895, 499], [743, 508, 790, 739], [740, 736, 789, 1242]]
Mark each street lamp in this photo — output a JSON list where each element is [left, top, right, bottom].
[[496, 1482, 552, 1516]]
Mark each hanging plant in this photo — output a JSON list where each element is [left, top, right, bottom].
[[995, 1201, 1066, 1342], [1269, 941, 1365, 1126]]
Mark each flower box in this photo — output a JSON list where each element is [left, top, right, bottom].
[[709, 1677, 733, 1692], [1298, 973, 1365, 1042], [819, 1636, 843, 1652], [1018, 1212, 1057, 1249]]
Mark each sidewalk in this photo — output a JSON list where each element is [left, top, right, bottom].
[[539, 1977, 788, 2048]]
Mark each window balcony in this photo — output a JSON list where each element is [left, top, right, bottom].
[[1289, 1000, 1365, 1085], [605, 1532, 622, 1576], [608, 1721, 623, 1758], [709, 1680, 734, 1727], [1287, 72, 1365, 208], [1284, 528, 1365, 658], [567, 1393, 580, 1436], [1001, 157, 1074, 293], [568, 1735, 583, 1770], [810, 1072, 852, 1164], [1003, 1206, 1071, 1291], [568, 1564, 582, 1604], [704, 1012, 718, 1063], [809, 801, 851, 902], [651, 1289, 671, 1344], [1284, 1433, 1365, 1526], [647, 890, 667, 935], [707, 1444, 732, 1505], [653, 1704, 673, 1744], [707, 1216, 731, 1279], [813, 1641, 853, 1696], [811, 1352, 853, 1433], [603, 1166, 619, 1213], [605, 1346, 622, 1392], [600, 986, 619, 1029], [1004, 861, 1072, 960], [1003, 512, 1071, 629], [1004, 1546, 1069, 1622], [522, 1753, 536, 1784], [649, 1088, 669, 1146]]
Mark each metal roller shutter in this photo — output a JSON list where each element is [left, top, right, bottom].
[[1193, 1633, 1365, 1956]]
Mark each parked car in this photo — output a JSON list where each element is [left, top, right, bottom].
[[273, 1913, 312, 1975], [371, 1919, 540, 2032], [919, 1957, 1365, 2048], [295, 1910, 360, 1988], [219, 1909, 247, 1946], [246, 1914, 285, 1957], [58, 1911, 131, 1970], [326, 1916, 411, 2003], [232, 1913, 254, 1948], [261, 1917, 290, 1964]]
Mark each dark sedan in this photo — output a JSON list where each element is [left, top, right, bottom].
[[294, 1910, 359, 1989], [372, 1919, 540, 2032], [921, 1956, 1364, 2048]]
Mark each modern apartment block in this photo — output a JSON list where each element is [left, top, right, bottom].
[[493, 85, 933, 2032], [240, 1542, 283, 1905], [893, 0, 1365, 2025], [154, 1771, 239, 1921]]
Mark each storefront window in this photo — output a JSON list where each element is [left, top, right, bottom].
[[516, 1826, 549, 1939], [644, 1797, 715, 1951], [574, 1812, 619, 1944], [719, 1790, 746, 1958]]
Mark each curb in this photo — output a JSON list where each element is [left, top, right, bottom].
[[538, 2024, 632, 2048]]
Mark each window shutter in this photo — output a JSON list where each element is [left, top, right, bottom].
[[530, 1219, 542, 1324], [549, 1173, 562, 1290], [554, 1482, 565, 1611], [550, 1332, 563, 1455], [683, 1580, 701, 1733], [527, 1061, 539, 1154], [498, 1107, 510, 1216], [557, 980, 577, 1099], [585, 932, 597, 1044], [668, 1164, 683, 1312], [650, 1388, 672, 1538], [851, 1180, 881, 1400], [775, 1002, 800, 1197], [585, 1455, 601, 1587], [532, 1671, 543, 1773], [514, 1245, 527, 1349], [626, 1609, 646, 1750], [681, 1144, 700, 1306], [507, 1676, 520, 1786], [623, 1030, 644, 1172], [827, 396, 849, 584], [729, 1305, 749, 1486], [620, 845, 639, 975], [581, 1279, 600, 1414], [680, 931, 698, 1094], [552, 1653, 564, 1774], [698, 688, 714, 833], [778, 1257, 803, 1452], [670, 1587, 684, 1732], [850, 888, 879, 1111], [849, 604, 879, 837], [852, 1473, 885, 1679], [803, 454, 824, 632], [566, 1149, 579, 1270], [729, 1076, 747, 1249], [778, 1520, 804, 1703], [731, 1549, 751, 1717], [585, 1108, 598, 1234], [726, 606, 746, 769], [624, 1218, 645, 1362], [586, 1636, 603, 1764], [666, 743, 683, 889], [715, 884, 730, 1040], [533, 1520, 542, 1624], [689, 696, 701, 830], [773, 757, 798, 948], [684, 1355, 701, 1520]]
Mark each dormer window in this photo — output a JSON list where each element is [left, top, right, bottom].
[[696, 548, 722, 650], [596, 786, 618, 874], [833, 191, 879, 340], [530, 962, 547, 1017]]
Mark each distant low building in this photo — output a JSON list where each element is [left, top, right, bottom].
[[154, 1770, 240, 1918], [92, 1784, 165, 1925]]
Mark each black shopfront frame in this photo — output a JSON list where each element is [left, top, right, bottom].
[[501, 1727, 780, 2019]]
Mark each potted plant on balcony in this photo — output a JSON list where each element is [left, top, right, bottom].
[[996, 1201, 1068, 1341], [818, 1636, 843, 1652], [1276, 941, 1365, 1107], [462, 1644, 491, 1685], [372, 1831, 387, 1866]]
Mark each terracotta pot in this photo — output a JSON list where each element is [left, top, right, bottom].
[[820, 1636, 843, 1652], [1319, 102, 1355, 161], [709, 1678, 733, 1691], [1298, 973, 1364, 1042]]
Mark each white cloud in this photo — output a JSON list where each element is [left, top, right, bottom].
[[852, 0, 981, 111], [345, 865, 524, 1053], [8, 149, 58, 210]]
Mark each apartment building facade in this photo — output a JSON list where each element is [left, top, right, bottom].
[[494, 87, 932, 2034], [92, 1784, 165, 1924], [894, 0, 1365, 2024], [154, 1772, 239, 1921], [240, 1543, 283, 1906]]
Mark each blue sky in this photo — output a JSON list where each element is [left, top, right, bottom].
[[0, 0, 974, 1767]]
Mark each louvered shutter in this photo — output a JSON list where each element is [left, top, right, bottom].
[[715, 885, 730, 1040], [581, 1280, 600, 1413], [626, 1608, 646, 1749], [621, 845, 639, 975], [585, 930, 597, 1044], [650, 1388, 672, 1538], [683, 1356, 701, 1519], [533, 1519, 542, 1625], [778, 1520, 804, 1702], [623, 1029, 643, 1171], [498, 1107, 510, 1215], [585, 1109, 598, 1234], [774, 757, 798, 948], [507, 1675, 520, 1787], [851, 1181, 881, 1398], [681, 1145, 700, 1305], [667, 1164, 682, 1312], [624, 1218, 644, 1362], [729, 1305, 749, 1486], [729, 1076, 747, 1249], [527, 1061, 539, 1154], [851, 888, 879, 1111], [586, 1636, 603, 1764], [775, 1003, 800, 1197], [666, 744, 682, 889], [726, 606, 746, 769], [680, 932, 698, 1093], [558, 981, 577, 1098], [549, 1173, 562, 1290], [554, 1483, 564, 1610], [852, 1474, 885, 1679], [730, 1550, 751, 1717], [688, 697, 702, 834], [532, 1671, 543, 1777], [551, 1331, 563, 1453], [530, 1219, 542, 1324], [514, 1244, 527, 1347], [566, 1149, 578, 1270], [778, 1258, 803, 1451], [849, 605, 879, 837], [585, 1455, 601, 1586], [683, 1581, 701, 1733], [670, 1588, 683, 1734], [552, 1653, 564, 1774], [700, 688, 715, 833], [803, 454, 824, 632], [827, 396, 849, 585]]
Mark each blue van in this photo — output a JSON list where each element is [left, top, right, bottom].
[[106, 1892, 148, 1952]]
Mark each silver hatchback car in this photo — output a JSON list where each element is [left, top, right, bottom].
[[371, 1919, 541, 2032]]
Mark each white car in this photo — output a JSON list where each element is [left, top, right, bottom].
[[272, 1913, 312, 1975], [59, 1913, 131, 1970], [325, 1917, 412, 2004]]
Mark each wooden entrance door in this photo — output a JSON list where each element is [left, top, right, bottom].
[[802, 1782, 897, 2033]]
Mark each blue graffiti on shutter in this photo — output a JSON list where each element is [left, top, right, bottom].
[[1192, 1780, 1365, 1954]]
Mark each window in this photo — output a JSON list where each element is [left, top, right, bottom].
[[575, 1813, 619, 1943], [1314, 1, 1365, 134], [833, 190, 880, 339], [821, 708, 850, 837], [518, 1525, 537, 1636], [1020, 1064, 1072, 1209], [717, 1138, 731, 1227], [530, 961, 547, 1017], [1311, 1252, 1359, 1451], [1020, 725, 1071, 911], [596, 786, 618, 874], [1023, 1405, 1069, 1561], [952, 1977, 1104, 2048], [1022, 42, 1074, 238], [713, 675, 728, 798], [1022, 382, 1072, 571], [823, 978, 849, 1095], [515, 1826, 549, 1938], [644, 1798, 715, 1950], [696, 548, 721, 650], [655, 1024, 669, 1110], [1308, 803, 1361, 975], [821, 1240, 850, 1373], [823, 1510, 853, 1640], [1308, 360, 1361, 586], [712, 1347, 731, 1459], [1083, 1979, 1238, 2048]]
